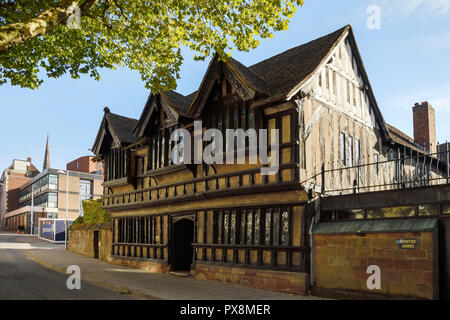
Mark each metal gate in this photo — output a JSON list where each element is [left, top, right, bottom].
[[170, 219, 194, 271], [38, 218, 74, 243]]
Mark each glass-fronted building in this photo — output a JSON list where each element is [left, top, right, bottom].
[[5, 168, 103, 233]]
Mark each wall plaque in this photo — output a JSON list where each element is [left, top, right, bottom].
[[396, 238, 420, 249]]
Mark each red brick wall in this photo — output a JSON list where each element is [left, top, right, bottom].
[[67, 156, 103, 175], [6, 173, 30, 211], [193, 264, 309, 295], [313, 232, 435, 299]]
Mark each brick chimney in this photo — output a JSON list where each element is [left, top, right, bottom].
[[412, 101, 436, 154]]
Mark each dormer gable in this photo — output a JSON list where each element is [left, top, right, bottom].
[[92, 107, 138, 157], [186, 55, 269, 118], [132, 91, 192, 139]]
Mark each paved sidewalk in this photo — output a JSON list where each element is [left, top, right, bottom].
[[26, 247, 323, 300]]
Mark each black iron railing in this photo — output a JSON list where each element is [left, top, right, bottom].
[[301, 148, 450, 196]]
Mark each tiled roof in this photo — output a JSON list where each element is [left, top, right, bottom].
[[161, 91, 192, 115], [227, 57, 270, 95], [385, 123, 427, 153], [165, 25, 350, 112], [106, 112, 138, 144], [249, 25, 350, 97], [185, 91, 198, 101]]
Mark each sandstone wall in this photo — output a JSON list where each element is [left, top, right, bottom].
[[313, 232, 436, 299]]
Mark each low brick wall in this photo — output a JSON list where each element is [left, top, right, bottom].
[[69, 222, 112, 263], [313, 232, 436, 299], [69, 225, 170, 273], [193, 263, 309, 295], [109, 256, 170, 273]]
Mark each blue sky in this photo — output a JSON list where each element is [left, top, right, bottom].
[[1, 0, 450, 171]]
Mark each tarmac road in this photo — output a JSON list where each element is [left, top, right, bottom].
[[0, 232, 136, 300]]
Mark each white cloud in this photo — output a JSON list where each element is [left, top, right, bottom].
[[377, 0, 450, 18]]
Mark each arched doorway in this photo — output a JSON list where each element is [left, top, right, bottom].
[[170, 219, 194, 271]]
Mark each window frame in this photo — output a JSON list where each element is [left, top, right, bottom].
[[340, 133, 347, 166]]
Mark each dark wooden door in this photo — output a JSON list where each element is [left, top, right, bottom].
[[171, 219, 194, 271], [439, 217, 450, 300], [93, 230, 99, 259]]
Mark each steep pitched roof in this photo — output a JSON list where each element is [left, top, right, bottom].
[[132, 91, 194, 138], [105, 112, 138, 144], [249, 25, 350, 97], [132, 26, 350, 120], [91, 108, 137, 155], [182, 25, 351, 117], [119, 25, 398, 149], [160, 90, 193, 115], [132, 94, 155, 137], [226, 57, 270, 95]]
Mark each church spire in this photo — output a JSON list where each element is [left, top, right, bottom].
[[43, 134, 50, 170]]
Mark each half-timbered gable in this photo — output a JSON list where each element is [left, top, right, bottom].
[[295, 27, 446, 193], [92, 108, 137, 185], [286, 26, 390, 190], [133, 92, 188, 171]]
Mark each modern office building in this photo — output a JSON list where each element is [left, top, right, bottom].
[[5, 168, 103, 233], [3, 137, 104, 233]]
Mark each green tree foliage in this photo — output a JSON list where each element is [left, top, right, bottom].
[[73, 198, 111, 225], [0, 0, 303, 91]]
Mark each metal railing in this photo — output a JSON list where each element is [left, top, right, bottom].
[[301, 148, 450, 196]]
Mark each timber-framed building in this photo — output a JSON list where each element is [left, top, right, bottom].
[[91, 25, 449, 296]]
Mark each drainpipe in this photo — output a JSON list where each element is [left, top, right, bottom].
[[308, 196, 321, 288], [309, 215, 315, 288]]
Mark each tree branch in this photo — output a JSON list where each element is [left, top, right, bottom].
[[112, 0, 129, 21], [0, 0, 99, 52]]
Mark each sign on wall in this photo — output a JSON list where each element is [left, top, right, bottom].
[[396, 238, 420, 249]]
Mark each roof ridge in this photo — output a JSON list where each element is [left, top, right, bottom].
[[386, 123, 414, 142], [106, 111, 138, 122], [226, 57, 270, 94], [249, 25, 350, 72]]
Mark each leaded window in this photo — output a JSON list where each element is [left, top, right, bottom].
[[212, 207, 291, 247]]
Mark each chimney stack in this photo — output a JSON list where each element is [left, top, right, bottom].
[[412, 101, 436, 154]]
